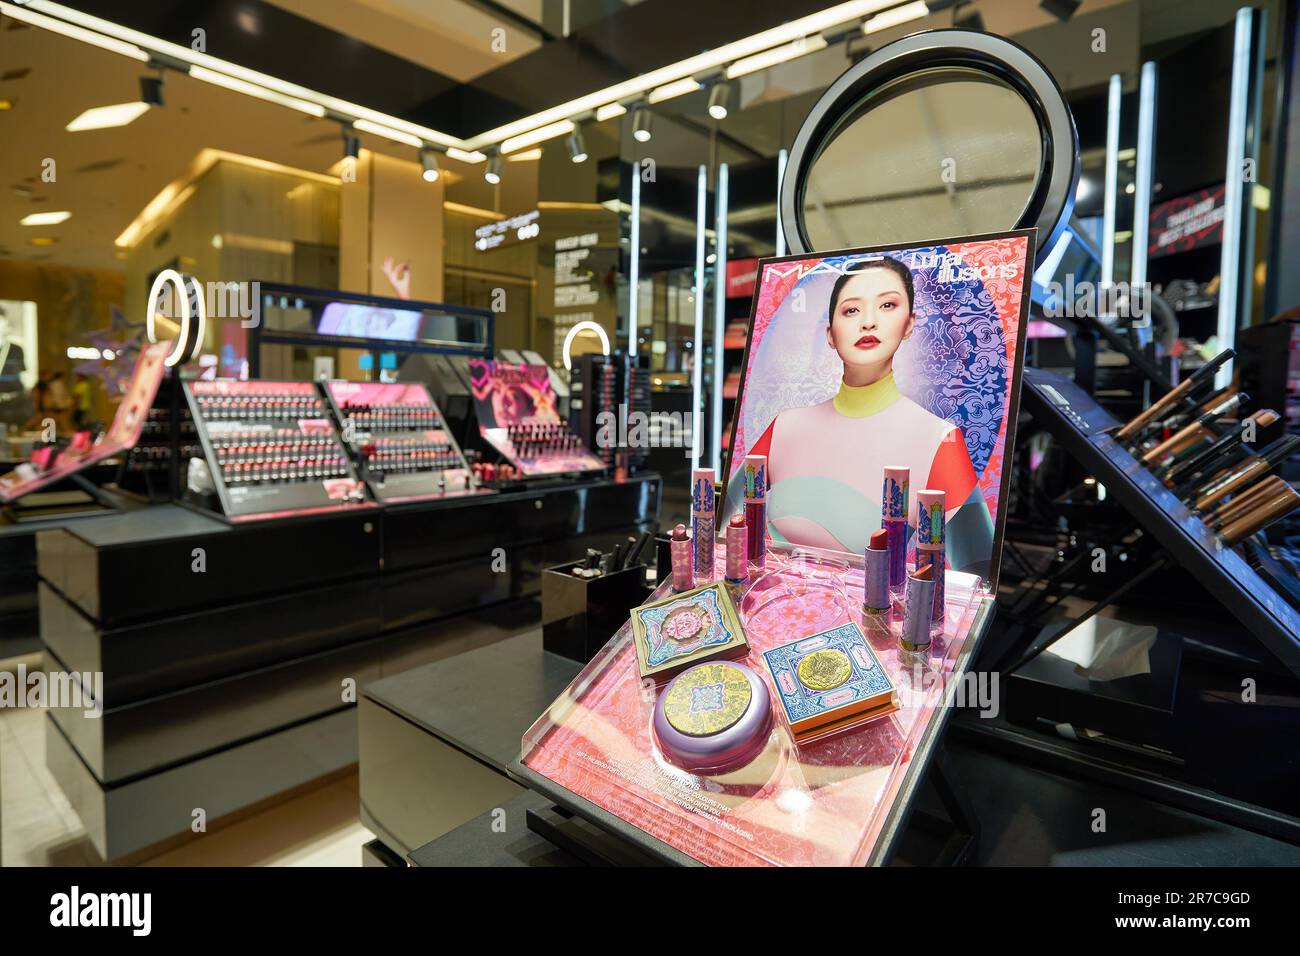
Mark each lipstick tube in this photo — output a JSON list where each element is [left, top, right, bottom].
[[863, 528, 890, 619], [725, 514, 748, 587], [901, 563, 936, 652], [881, 466, 909, 597], [743, 454, 767, 570], [669, 524, 694, 592], [691, 468, 716, 579], [915, 489, 946, 624]]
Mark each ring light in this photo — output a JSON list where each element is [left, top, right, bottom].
[[562, 320, 611, 371]]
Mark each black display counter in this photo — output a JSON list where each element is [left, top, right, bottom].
[[36, 472, 659, 860], [359, 629, 580, 861]]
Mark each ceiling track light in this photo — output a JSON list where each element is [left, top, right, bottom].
[[707, 81, 732, 120], [419, 147, 441, 182], [485, 154, 502, 185], [632, 104, 652, 143], [1039, 0, 1080, 22], [566, 127, 588, 164], [343, 133, 360, 160]]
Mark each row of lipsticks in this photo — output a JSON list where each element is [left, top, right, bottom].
[[667, 456, 948, 655], [1115, 349, 1299, 544]]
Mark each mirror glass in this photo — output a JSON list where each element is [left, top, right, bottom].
[[801, 67, 1043, 249]]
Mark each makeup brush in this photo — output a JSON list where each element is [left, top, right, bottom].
[[1116, 348, 1234, 443], [1219, 485, 1300, 545], [1193, 435, 1300, 512]]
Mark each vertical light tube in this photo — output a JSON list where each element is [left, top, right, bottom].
[[712, 163, 729, 474], [1217, 6, 1255, 388], [775, 148, 788, 256], [1101, 73, 1121, 287], [1130, 61, 1157, 292], [691, 164, 707, 471], [628, 166, 641, 356]]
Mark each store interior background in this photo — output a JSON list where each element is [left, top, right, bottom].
[[1, 0, 1295, 865]]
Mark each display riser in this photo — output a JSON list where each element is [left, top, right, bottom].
[[358, 695, 523, 859], [34, 473, 660, 860], [46, 707, 356, 862]]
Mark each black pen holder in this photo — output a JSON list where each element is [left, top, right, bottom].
[[542, 559, 652, 665]]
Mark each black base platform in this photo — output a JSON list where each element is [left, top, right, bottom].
[[35, 472, 659, 860]]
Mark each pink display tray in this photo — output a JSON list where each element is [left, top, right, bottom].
[[520, 543, 992, 866]]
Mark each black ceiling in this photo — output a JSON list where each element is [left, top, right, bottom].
[[62, 0, 838, 139]]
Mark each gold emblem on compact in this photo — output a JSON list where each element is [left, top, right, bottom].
[[796, 649, 852, 691], [662, 663, 753, 737]]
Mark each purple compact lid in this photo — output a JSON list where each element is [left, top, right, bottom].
[[653, 661, 772, 772]]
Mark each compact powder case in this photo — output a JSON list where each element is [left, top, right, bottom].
[[652, 661, 772, 773]]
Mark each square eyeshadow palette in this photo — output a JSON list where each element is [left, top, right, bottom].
[[763, 621, 898, 742], [629, 581, 749, 681]]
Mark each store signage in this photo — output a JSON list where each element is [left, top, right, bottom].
[[475, 210, 540, 251], [1148, 184, 1226, 259], [554, 232, 600, 309], [726, 258, 760, 298]]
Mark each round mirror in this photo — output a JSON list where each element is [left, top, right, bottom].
[[802, 67, 1043, 250], [782, 30, 1079, 260]]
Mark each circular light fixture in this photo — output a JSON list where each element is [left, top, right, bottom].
[[632, 104, 652, 143], [146, 269, 206, 368], [420, 148, 440, 182], [485, 154, 502, 185], [566, 128, 588, 163], [779, 29, 1079, 261], [707, 81, 732, 120], [562, 320, 611, 371]]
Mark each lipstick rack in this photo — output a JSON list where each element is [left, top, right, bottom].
[[323, 381, 474, 502], [185, 380, 371, 521]]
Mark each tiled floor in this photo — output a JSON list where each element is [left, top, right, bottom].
[[1, 655, 372, 867]]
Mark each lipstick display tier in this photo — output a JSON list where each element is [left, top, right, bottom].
[[481, 418, 606, 478], [185, 380, 371, 521], [324, 381, 475, 503]]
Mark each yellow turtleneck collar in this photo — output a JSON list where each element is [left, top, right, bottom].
[[833, 371, 902, 418]]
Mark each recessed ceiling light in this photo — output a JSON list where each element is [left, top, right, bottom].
[[0, 99, 13, 111], [28, 237, 59, 246], [65, 101, 151, 132], [20, 211, 72, 225]]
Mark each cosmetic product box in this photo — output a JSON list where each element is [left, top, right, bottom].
[[542, 559, 653, 666], [764, 621, 898, 744], [629, 581, 749, 682]]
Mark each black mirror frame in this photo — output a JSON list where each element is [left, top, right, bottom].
[[780, 29, 1080, 262]]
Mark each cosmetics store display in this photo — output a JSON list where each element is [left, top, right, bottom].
[[185, 379, 373, 522], [515, 227, 1033, 865], [467, 359, 605, 477], [0, 341, 172, 506], [323, 380, 477, 503]]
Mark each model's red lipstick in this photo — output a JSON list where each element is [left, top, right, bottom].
[[855, 334, 880, 349]]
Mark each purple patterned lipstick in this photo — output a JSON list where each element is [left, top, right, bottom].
[[669, 523, 694, 592], [863, 528, 890, 618], [901, 562, 936, 653], [691, 468, 716, 580], [743, 454, 767, 570], [915, 489, 946, 626], [881, 465, 909, 598], [725, 514, 748, 587]]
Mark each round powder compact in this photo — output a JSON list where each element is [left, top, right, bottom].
[[653, 661, 772, 773]]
